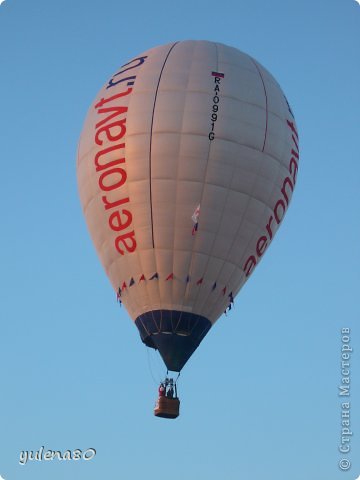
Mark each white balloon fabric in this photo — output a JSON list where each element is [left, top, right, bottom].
[[77, 40, 299, 371]]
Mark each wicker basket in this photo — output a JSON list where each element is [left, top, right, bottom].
[[154, 396, 180, 419]]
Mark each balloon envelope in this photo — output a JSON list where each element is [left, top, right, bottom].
[[77, 40, 299, 371]]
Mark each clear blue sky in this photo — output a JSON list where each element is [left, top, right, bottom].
[[1, 1, 359, 479]]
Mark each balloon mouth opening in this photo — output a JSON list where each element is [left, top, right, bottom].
[[135, 310, 211, 371]]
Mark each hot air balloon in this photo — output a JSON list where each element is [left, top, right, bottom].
[[77, 40, 299, 418]]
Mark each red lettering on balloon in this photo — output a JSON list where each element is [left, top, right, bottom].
[[274, 198, 286, 224], [243, 256, 257, 277], [290, 158, 298, 185], [266, 215, 274, 240], [243, 119, 300, 276], [256, 236, 268, 257], [115, 231, 137, 255], [281, 177, 293, 206], [286, 119, 299, 139], [92, 58, 147, 256], [94, 143, 125, 172], [98, 167, 127, 192], [95, 105, 129, 130], [109, 210, 132, 232], [95, 119, 127, 146], [102, 195, 129, 211]]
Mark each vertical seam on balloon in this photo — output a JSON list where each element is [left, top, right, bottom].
[[189, 316, 201, 335], [149, 42, 179, 249], [173, 312, 182, 333], [184, 41, 219, 312], [188, 42, 237, 318], [199, 57, 270, 319], [171, 42, 196, 327], [139, 314, 151, 338], [201, 195, 265, 320], [150, 310, 160, 332], [158, 309, 162, 333], [251, 59, 268, 152], [148, 42, 179, 316], [150, 308, 157, 334], [171, 310, 177, 334]]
